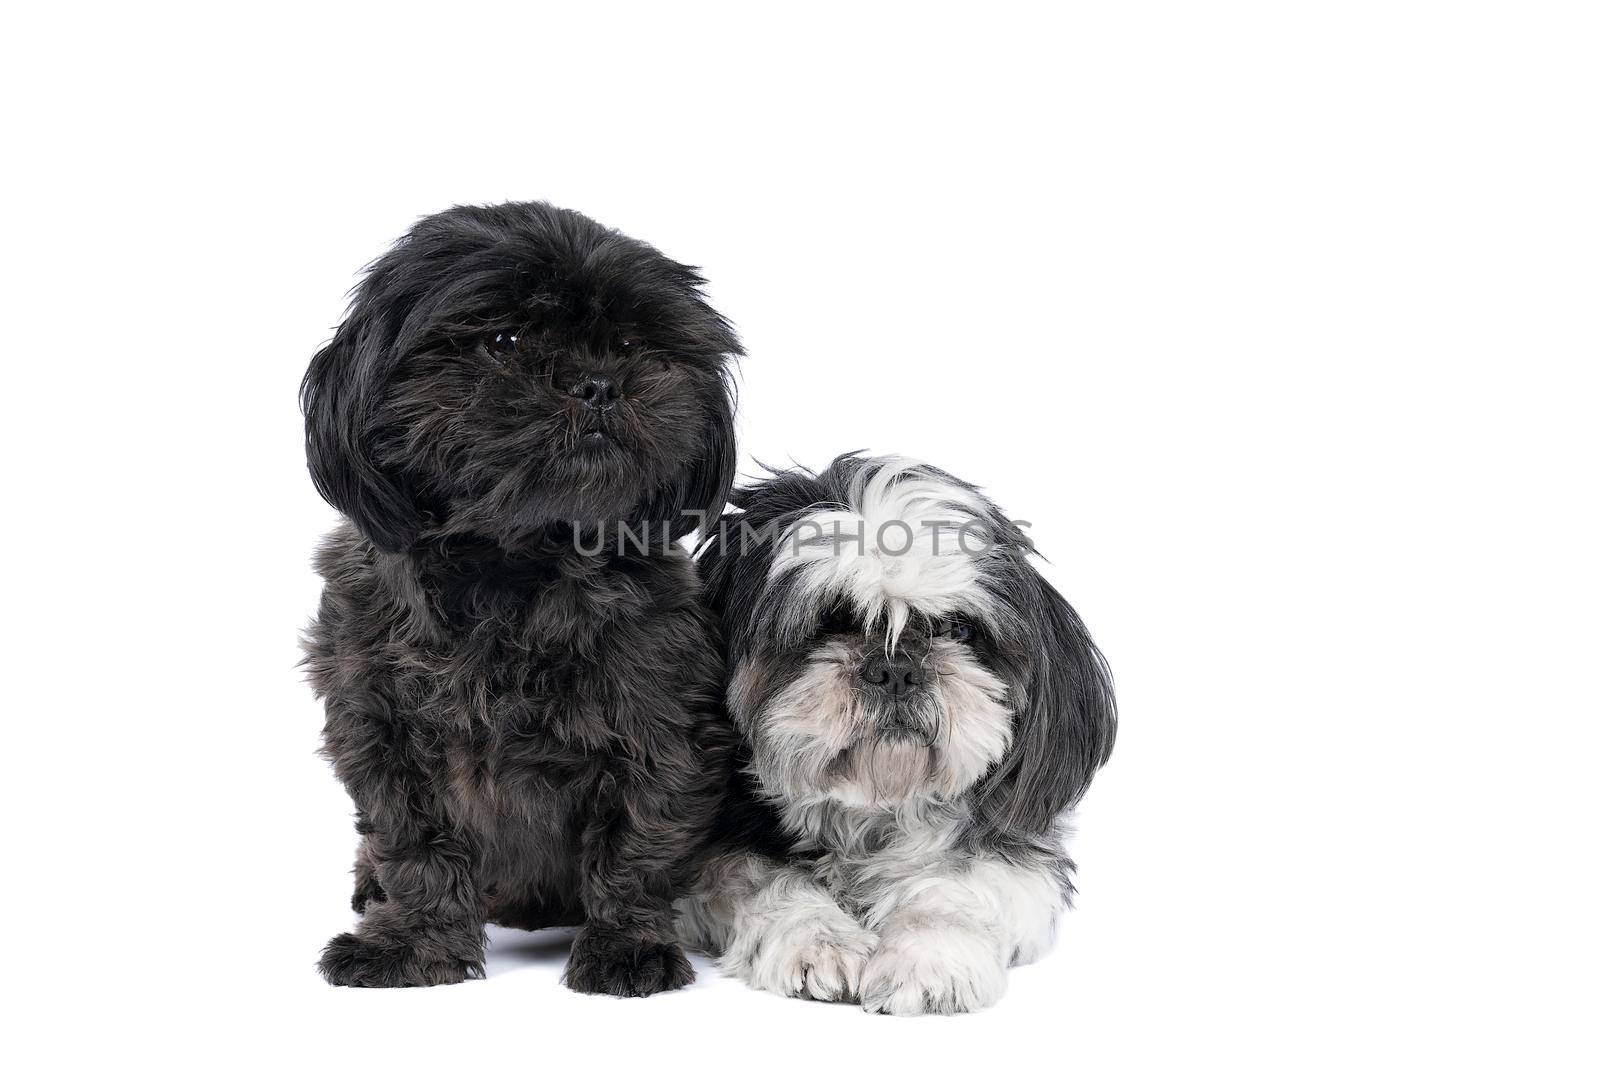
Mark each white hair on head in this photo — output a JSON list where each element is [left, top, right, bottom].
[[770, 456, 996, 650]]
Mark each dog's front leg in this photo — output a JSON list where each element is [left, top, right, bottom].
[[318, 710, 487, 987], [857, 854, 1068, 1015], [678, 851, 878, 1002], [348, 811, 385, 913], [562, 775, 702, 997]]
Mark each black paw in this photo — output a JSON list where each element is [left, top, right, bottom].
[[350, 873, 387, 914], [562, 928, 694, 998], [319, 932, 483, 988]]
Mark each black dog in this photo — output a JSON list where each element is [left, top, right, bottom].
[[301, 202, 740, 992]]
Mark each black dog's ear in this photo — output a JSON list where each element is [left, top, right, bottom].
[[674, 375, 737, 539], [973, 566, 1117, 835], [672, 263, 746, 530], [634, 372, 735, 543], [301, 313, 423, 553]]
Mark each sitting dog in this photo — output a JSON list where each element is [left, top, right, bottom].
[[301, 201, 740, 991], [678, 455, 1116, 1014]]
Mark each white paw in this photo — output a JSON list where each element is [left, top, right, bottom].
[[859, 922, 1007, 1016], [737, 913, 879, 1002]]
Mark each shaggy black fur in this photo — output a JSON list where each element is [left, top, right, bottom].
[[301, 201, 740, 992]]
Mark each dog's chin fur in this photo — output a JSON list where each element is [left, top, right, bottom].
[[301, 201, 741, 993], [733, 636, 1013, 811], [682, 454, 1117, 1015], [424, 414, 710, 548], [828, 739, 933, 807]]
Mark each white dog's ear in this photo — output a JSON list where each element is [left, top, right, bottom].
[[972, 570, 1116, 834]]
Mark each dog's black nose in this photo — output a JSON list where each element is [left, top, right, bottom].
[[860, 652, 925, 698], [570, 375, 619, 411]]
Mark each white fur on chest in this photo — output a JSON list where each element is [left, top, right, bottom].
[[788, 799, 1068, 966]]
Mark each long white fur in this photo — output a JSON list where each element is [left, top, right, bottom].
[[771, 456, 999, 650], [813, 802, 1068, 1014], [676, 851, 879, 1002], [689, 803, 1070, 1014], [689, 459, 1074, 1014]]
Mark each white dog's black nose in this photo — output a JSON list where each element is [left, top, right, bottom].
[[570, 375, 619, 411], [860, 652, 925, 698]]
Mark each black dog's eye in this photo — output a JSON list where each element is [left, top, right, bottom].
[[486, 332, 519, 358], [942, 617, 975, 642]]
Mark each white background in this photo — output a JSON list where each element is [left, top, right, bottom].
[[4, 2, 1595, 1064]]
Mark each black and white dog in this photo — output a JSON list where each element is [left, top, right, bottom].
[[679, 455, 1116, 1014], [301, 202, 740, 992]]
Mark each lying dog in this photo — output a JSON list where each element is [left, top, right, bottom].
[[302, 201, 740, 992], [679, 455, 1116, 1013]]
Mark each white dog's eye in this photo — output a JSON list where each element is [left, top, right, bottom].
[[944, 618, 974, 642], [817, 603, 855, 638]]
